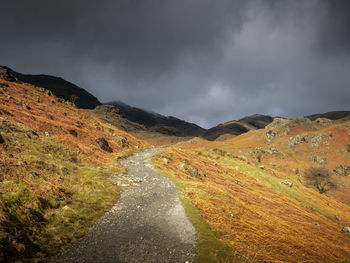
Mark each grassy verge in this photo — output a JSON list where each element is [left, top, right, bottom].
[[0, 120, 123, 262], [152, 154, 255, 263]]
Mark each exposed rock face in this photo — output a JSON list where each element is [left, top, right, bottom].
[[288, 134, 308, 147], [264, 118, 290, 144], [309, 156, 327, 164], [96, 137, 113, 153], [189, 168, 200, 179], [333, 165, 350, 176]]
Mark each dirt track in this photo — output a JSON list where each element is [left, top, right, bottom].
[[51, 149, 196, 263]]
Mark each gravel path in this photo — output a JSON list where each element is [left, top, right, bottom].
[[51, 149, 196, 263]]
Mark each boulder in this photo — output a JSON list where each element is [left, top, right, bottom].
[[282, 179, 293, 187], [118, 136, 128, 146], [342, 226, 350, 234], [333, 165, 350, 176], [69, 129, 78, 137], [291, 168, 299, 175], [177, 163, 187, 171], [44, 131, 50, 137], [259, 165, 265, 170], [96, 137, 113, 153], [189, 167, 200, 179]]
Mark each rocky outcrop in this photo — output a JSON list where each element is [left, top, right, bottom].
[[288, 134, 309, 147], [333, 165, 350, 176], [189, 167, 200, 179], [309, 156, 327, 164]]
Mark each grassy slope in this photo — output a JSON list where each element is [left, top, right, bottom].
[[0, 79, 147, 261], [153, 118, 350, 262]]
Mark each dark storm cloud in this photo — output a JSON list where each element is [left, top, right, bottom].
[[1, 0, 349, 128]]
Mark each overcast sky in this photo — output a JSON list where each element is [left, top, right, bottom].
[[1, 0, 350, 128]]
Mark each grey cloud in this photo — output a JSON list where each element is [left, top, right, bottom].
[[0, 0, 349, 128]]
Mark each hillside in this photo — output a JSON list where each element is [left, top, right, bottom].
[[104, 101, 206, 137], [0, 66, 101, 109], [0, 77, 146, 261], [306, 111, 350, 121], [202, 114, 274, 141], [153, 116, 350, 262]]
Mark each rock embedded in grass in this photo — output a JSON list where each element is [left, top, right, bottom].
[[69, 129, 78, 137], [333, 165, 350, 176], [282, 179, 293, 187], [189, 167, 200, 179], [96, 137, 113, 152]]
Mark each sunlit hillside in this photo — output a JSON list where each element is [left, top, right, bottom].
[[153, 117, 350, 262], [0, 79, 147, 261]]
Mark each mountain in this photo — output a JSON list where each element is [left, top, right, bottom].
[[306, 111, 350, 121], [0, 66, 101, 109], [238, 114, 274, 129], [105, 101, 206, 137], [202, 114, 274, 141]]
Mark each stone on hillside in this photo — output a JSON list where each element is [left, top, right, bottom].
[[288, 133, 308, 147], [162, 158, 168, 165], [291, 168, 299, 174], [177, 163, 187, 171], [96, 137, 113, 153], [342, 226, 350, 233], [45, 90, 53, 96], [0, 134, 4, 144], [347, 144, 350, 153], [239, 155, 248, 162], [333, 165, 350, 176], [259, 165, 265, 169], [210, 148, 227, 156], [69, 129, 78, 137], [44, 131, 50, 137], [336, 215, 341, 221], [189, 167, 200, 179], [118, 136, 128, 146], [282, 179, 293, 187], [309, 155, 327, 164]]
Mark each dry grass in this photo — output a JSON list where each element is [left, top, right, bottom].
[[0, 79, 148, 261], [154, 119, 350, 263]]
